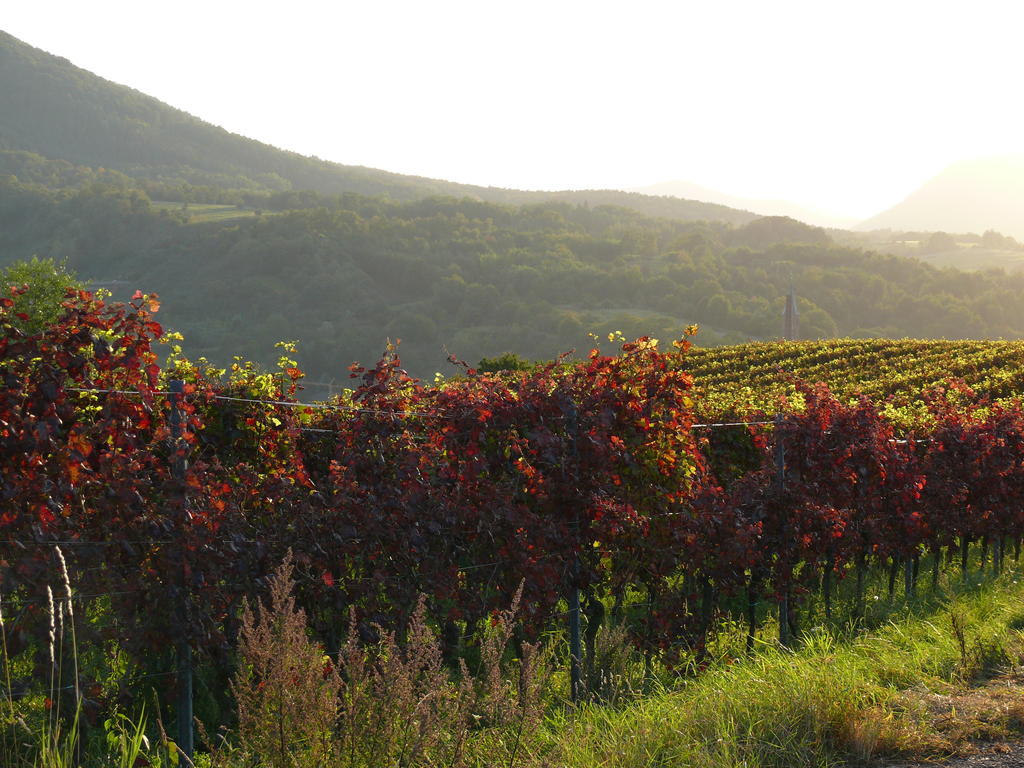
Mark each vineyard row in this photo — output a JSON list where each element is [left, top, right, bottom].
[[2, 290, 1024, 705]]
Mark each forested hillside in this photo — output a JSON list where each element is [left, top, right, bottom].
[[0, 30, 755, 225], [4, 172, 1024, 383]]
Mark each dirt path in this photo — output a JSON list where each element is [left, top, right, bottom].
[[892, 743, 1024, 767], [878, 667, 1024, 767]]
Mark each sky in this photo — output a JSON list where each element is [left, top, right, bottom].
[[4, 0, 1024, 220]]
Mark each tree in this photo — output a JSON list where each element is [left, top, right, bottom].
[[478, 352, 535, 372], [0, 256, 85, 333], [802, 306, 838, 338], [923, 231, 957, 253], [981, 229, 1020, 250]]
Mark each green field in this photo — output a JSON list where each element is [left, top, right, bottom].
[[917, 247, 1024, 273], [150, 201, 265, 223]]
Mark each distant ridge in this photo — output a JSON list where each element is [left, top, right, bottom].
[[631, 180, 859, 229], [0, 29, 757, 225], [857, 155, 1024, 239]]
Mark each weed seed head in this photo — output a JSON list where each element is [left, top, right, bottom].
[[55, 546, 73, 618], [46, 585, 56, 665]]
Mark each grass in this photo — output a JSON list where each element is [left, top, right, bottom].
[[8, 551, 1024, 767], [539, 573, 1024, 768]]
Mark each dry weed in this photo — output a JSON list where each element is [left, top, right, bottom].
[[232, 552, 340, 768]]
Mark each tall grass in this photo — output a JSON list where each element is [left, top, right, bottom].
[[5, 550, 1024, 767], [0, 548, 155, 768]]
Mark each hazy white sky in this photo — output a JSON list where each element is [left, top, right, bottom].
[[5, 0, 1024, 219]]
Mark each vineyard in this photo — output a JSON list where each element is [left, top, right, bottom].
[[6, 290, 1024, 761], [689, 338, 1024, 422]]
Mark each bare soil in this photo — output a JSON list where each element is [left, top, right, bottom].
[[883, 668, 1024, 767]]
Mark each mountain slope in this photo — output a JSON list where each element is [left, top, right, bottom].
[[857, 156, 1024, 239], [0, 30, 756, 225]]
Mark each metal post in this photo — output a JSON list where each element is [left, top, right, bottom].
[[169, 380, 193, 758], [566, 403, 583, 702], [569, 566, 583, 701], [774, 413, 790, 648]]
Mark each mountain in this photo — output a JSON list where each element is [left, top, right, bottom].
[[631, 180, 859, 229], [6, 29, 1024, 390], [0, 30, 755, 226], [857, 156, 1024, 239]]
